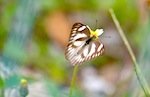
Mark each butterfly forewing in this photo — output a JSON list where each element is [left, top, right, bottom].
[[65, 23, 104, 65]]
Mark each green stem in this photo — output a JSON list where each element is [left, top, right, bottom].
[[69, 64, 79, 97], [109, 8, 150, 97]]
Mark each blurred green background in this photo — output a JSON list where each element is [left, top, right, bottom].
[[0, 0, 150, 97]]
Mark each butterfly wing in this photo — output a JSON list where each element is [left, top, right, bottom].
[[83, 40, 104, 61], [65, 23, 90, 63], [68, 23, 90, 43], [65, 23, 104, 65]]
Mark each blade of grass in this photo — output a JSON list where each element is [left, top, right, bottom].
[[109, 8, 150, 97], [69, 64, 79, 97]]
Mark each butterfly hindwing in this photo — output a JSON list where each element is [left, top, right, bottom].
[[76, 40, 104, 64], [85, 40, 104, 60], [65, 23, 104, 65]]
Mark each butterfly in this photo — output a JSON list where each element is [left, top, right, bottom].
[[65, 23, 104, 65]]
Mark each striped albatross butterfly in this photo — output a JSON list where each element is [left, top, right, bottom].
[[65, 23, 104, 65]]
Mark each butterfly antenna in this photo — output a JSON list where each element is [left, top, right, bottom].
[[96, 19, 98, 29]]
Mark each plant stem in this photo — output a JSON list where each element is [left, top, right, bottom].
[[109, 8, 150, 97], [69, 64, 79, 97]]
